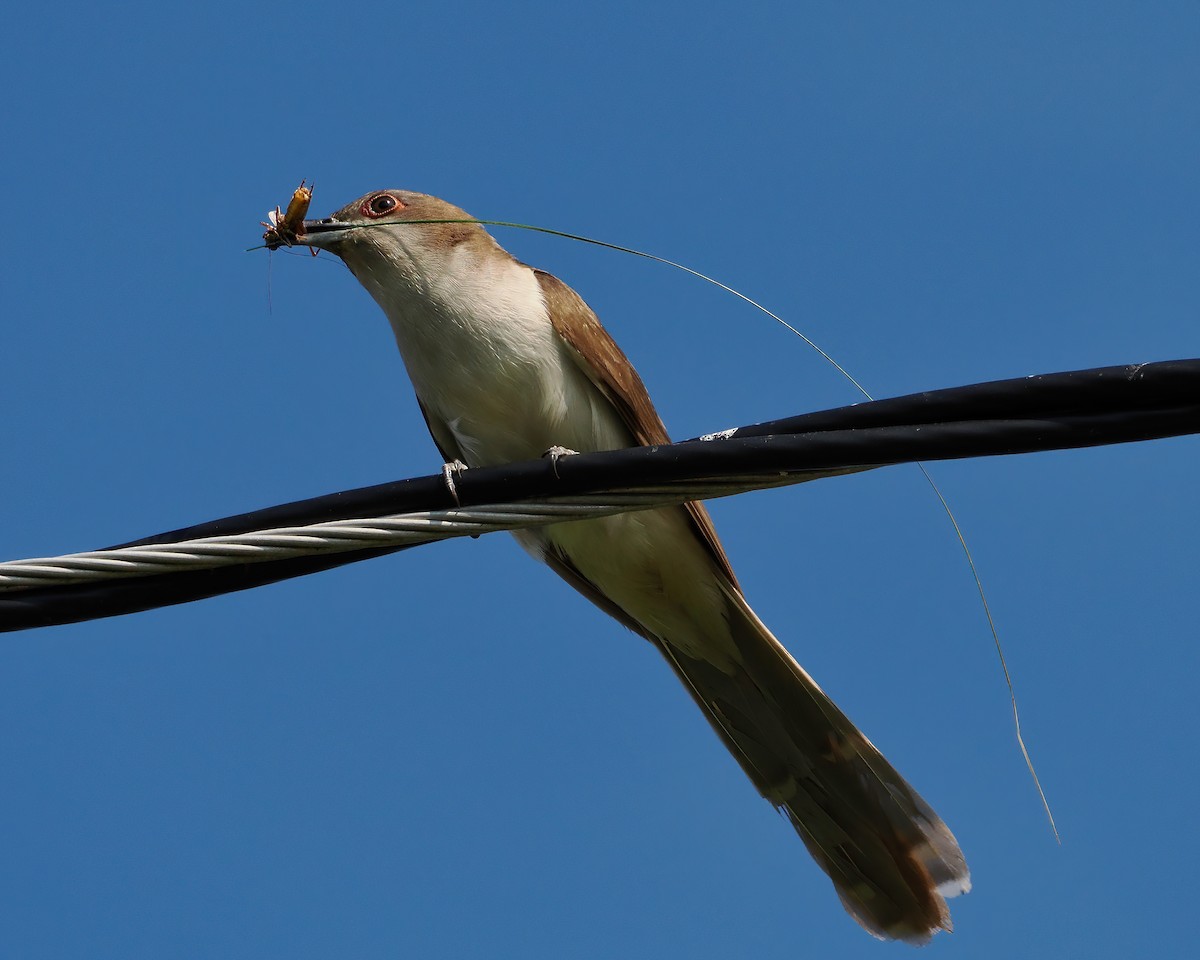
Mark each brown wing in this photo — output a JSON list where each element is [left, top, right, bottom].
[[534, 269, 741, 592]]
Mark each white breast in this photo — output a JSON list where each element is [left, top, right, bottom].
[[355, 243, 630, 467]]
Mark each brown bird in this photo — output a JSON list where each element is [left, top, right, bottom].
[[290, 189, 970, 942]]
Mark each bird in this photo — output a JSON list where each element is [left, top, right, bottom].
[[286, 188, 970, 942]]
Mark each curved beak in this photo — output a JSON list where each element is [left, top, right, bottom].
[[298, 218, 352, 249]]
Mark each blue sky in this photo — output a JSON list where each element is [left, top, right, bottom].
[[2, 2, 1197, 957]]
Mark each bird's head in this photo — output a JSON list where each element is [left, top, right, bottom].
[[298, 190, 503, 296]]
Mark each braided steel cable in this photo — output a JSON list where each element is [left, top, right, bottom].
[[0, 481, 792, 591]]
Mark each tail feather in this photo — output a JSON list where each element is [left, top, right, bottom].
[[657, 587, 969, 944]]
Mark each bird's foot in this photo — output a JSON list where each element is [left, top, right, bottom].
[[441, 459, 469, 506], [542, 446, 579, 479]]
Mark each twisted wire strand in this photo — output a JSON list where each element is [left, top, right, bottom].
[[0, 478, 792, 592]]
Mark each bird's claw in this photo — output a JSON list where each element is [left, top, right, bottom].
[[543, 445, 579, 479], [441, 459, 469, 505]]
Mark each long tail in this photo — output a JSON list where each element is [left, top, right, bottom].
[[657, 586, 970, 943]]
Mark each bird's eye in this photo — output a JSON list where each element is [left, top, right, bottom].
[[361, 194, 402, 218]]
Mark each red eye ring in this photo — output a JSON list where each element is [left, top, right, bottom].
[[361, 193, 403, 218]]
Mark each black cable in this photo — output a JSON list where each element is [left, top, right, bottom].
[[2, 359, 1196, 633]]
